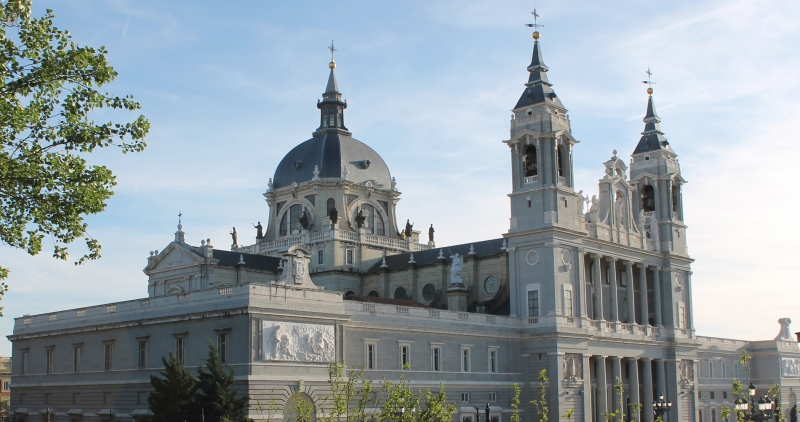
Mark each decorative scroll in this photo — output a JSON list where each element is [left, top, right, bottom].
[[563, 353, 583, 381], [782, 357, 800, 377], [262, 321, 334, 363]]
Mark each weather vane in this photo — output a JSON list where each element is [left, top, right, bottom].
[[525, 7, 544, 39], [642, 67, 656, 94], [178, 211, 182, 225], [328, 40, 337, 61]]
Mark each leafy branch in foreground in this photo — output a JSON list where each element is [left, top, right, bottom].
[[0, 0, 150, 288]]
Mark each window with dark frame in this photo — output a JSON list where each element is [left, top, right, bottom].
[[176, 338, 186, 364], [104, 343, 114, 371], [138, 340, 147, 369], [46, 348, 54, 374], [528, 290, 539, 317], [73, 346, 82, 373], [218, 333, 229, 364]]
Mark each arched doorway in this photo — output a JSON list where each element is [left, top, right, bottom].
[[284, 392, 316, 422]]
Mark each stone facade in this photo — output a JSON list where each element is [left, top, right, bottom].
[[7, 31, 800, 422]]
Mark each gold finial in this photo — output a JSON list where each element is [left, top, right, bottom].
[[525, 7, 544, 40], [642, 66, 656, 95], [328, 40, 337, 69]]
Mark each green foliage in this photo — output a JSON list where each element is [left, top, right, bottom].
[[600, 376, 639, 422], [253, 396, 281, 422], [285, 392, 315, 422], [510, 383, 521, 422], [415, 385, 456, 422], [561, 408, 574, 421], [147, 352, 198, 422], [0, 0, 150, 286], [322, 362, 373, 422], [530, 369, 549, 422], [375, 371, 418, 422], [769, 384, 786, 422], [196, 342, 250, 422]]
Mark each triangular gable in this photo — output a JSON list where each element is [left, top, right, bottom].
[[143, 242, 209, 274]]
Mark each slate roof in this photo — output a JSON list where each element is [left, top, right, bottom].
[[514, 40, 565, 110], [211, 249, 281, 272], [633, 95, 674, 154], [366, 238, 506, 273]]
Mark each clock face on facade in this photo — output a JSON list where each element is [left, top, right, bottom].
[[484, 275, 500, 296]]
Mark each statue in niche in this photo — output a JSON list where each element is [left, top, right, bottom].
[[449, 253, 464, 284], [614, 195, 626, 227], [404, 219, 414, 238], [253, 221, 263, 239], [577, 190, 586, 216], [638, 210, 646, 234], [354, 209, 366, 229], [329, 206, 339, 224], [679, 360, 694, 386], [299, 210, 310, 230], [230, 227, 238, 245], [428, 224, 435, 242], [563, 354, 582, 381]]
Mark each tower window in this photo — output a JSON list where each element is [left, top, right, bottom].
[[329, 114, 335, 127], [524, 145, 538, 177], [280, 204, 306, 236], [672, 183, 681, 215], [356, 204, 385, 236], [641, 185, 656, 213], [327, 198, 335, 216], [556, 145, 565, 177]]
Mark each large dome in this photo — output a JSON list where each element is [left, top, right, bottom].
[[272, 132, 392, 189]]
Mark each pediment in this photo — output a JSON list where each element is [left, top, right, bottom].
[[143, 243, 206, 274]]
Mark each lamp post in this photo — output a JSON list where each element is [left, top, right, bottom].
[[734, 384, 776, 421], [653, 393, 672, 420], [485, 402, 491, 422], [475, 405, 480, 422]]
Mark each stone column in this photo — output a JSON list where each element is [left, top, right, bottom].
[[576, 248, 588, 318], [628, 358, 641, 422], [652, 266, 663, 327], [624, 261, 636, 324], [610, 357, 622, 414], [582, 354, 593, 421], [641, 359, 654, 422], [655, 359, 667, 399], [596, 356, 608, 421], [607, 257, 619, 322], [637, 264, 649, 326], [686, 271, 695, 330], [591, 254, 604, 320]]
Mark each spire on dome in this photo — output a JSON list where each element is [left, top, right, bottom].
[[315, 41, 350, 136], [174, 211, 185, 243], [633, 68, 672, 154], [515, 9, 564, 110]]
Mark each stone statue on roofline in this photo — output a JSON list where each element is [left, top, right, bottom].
[[404, 219, 413, 238], [299, 210, 310, 230], [428, 224, 435, 242], [230, 227, 238, 246], [449, 253, 464, 285], [329, 206, 339, 224], [253, 221, 263, 239], [354, 209, 366, 229]]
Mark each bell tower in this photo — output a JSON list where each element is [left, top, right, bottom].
[[505, 16, 582, 233], [629, 74, 688, 255]]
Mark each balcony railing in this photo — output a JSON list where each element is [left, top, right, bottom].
[[524, 175, 539, 184]]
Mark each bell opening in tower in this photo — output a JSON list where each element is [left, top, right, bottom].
[[524, 145, 538, 177], [556, 145, 565, 177], [641, 185, 656, 213], [672, 183, 681, 218]]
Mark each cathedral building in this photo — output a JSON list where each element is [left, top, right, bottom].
[[7, 25, 800, 422]]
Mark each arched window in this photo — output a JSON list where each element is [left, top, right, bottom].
[[337, 112, 343, 128], [326, 198, 335, 216], [368, 290, 380, 297], [280, 204, 305, 236], [344, 291, 355, 299], [329, 114, 335, 127], [641, 185, 656, 212], [394, 287, 408, 300], [672, 183, 681, 215], [524, 145, 538, 177], [356, 204, 385, 236]]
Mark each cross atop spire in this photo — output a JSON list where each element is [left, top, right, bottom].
[[525, 7, 545, 36], [328, 40, 337, 62], [642, 66, 657, 95]]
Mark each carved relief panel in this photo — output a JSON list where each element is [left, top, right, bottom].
[[262, 321, 335, 363]]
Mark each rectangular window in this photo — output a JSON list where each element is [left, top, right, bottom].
[[490, 417, 499, 422], [365, 343, 376, 370], [489, 349, 498, 373], [564, 288, 574, 317], [489, 392, 497, 402], [104, 343, 114, 371], [73, 346, 82, 373], [709, 361, 714, 378], [46, 348, 54, 374], [712, 408, 717, 422], [699, 392, 703, 399], [2, 381, 8, 391], [400, 344, 410, 369], [461, 347, 471, 373], [176, 338, 186, 364], [699, 410, 703, 422], [722, 362, 727, 378], [346, 249, 354, 265], [723, 391, 728, 399], [218, 334, 229, 364], [21, 351, 27, 375], [678, 303, 686, 329], [138, 340, 147, 369], [318, 250, 324, 265], [710, 392, 715, 399], [72, 393, 79, 405], [432, 346, 442, 372], [461, 392, 470, 402], [462, 417, 473, 422], [528, 290, 539, 317]]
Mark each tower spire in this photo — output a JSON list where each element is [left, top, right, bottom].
[[515, 9, 564, 110], [633, 68, 672, 154], [315, 41, 350, 136]]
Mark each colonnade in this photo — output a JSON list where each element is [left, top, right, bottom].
[[589, 356, 672, 422], [577, 250, 666, 327]]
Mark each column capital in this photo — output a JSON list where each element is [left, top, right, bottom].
[[577, 247, 586, 254], [605, 256, 618, 262], [688, 271, 694, 276], [640, 357, 653, 362], [593, 355, 608, 359], [589, 253, 602, 259], [635, 262, 645, 268], [649, 265, 660, 271], [622, 260, 634, 267]]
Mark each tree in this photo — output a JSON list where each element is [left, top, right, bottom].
[[322, 362, 373, 422], [530, 369, 549, 422], [510, 383, 521, 422], [147, 352, 198, 422], [602, 377, 640, 422], [196, 342, 250, 422], [0, 0, 150, 289]]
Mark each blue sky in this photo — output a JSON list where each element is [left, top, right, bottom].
[[1, 0, 799, 355]]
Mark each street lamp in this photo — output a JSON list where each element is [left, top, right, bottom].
[[758, 394, 774, 420], [485, 402, 491, 422], [475, 405, 480, 422], [653, 393, 672, 420]]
